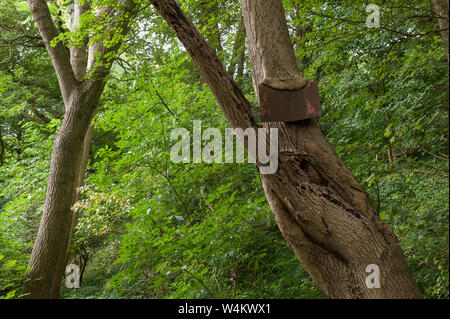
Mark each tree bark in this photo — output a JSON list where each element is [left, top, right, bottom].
[[23, 81, 102, 299], [151, 0, 422, 298], [49, 1, 94, 295], [23, 0, 137, 298], [241, 0, 421, 298], [431, 0, 449, 62]]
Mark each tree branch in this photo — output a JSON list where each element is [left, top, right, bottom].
[[87, 0, 138, 80], [154, 88, 176, 116], [20, 111, 44, 124], [31, 108, 52, 123], [150, 0, 257, 130], [70, 0, 90, 80], [27, 0, 75, 105]]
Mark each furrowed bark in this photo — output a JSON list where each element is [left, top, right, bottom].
[[50, 1, 93, 296], [50, 122, 94, 297], [151, 0, 422, 298], [23, 80, 103, 299]]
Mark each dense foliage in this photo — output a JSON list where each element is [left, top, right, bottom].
[[0, 0, 448, 299]]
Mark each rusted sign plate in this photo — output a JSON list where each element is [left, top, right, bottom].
[[259, 81, 322, 122]]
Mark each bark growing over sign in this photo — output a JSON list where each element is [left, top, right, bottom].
[[150, 0, 422, 298], [23, 0, 137, 298]]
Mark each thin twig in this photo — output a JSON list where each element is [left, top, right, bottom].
[[154, 88, 176, 117], [182, 268, 215, 298], [420, 148, 449, 161]]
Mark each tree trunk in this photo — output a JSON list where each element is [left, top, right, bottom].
[[241, 0, 421, 299], [23, 0, 136, 298], [151, 0, 422, 298], [431, 0, 449, 62], [49, 122, 94, 297], [49, 1, 95, 293], [23, 82, 102, 298]]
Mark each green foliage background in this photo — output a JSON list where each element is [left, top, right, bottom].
[[0, 0, 448, 299]]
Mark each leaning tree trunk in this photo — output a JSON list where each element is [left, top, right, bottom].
[[240, 0, 422, 298], [150, 0, 422, 298], [23, 82, 102, 298]]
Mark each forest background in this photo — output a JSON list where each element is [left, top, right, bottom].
[[0, 0, 448, 299]]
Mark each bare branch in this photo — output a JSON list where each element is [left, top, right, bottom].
[[20, 111, 44, 124], [31, 108, 52, 123]]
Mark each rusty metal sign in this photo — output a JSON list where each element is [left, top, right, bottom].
[[259, 81, 322, 122]]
